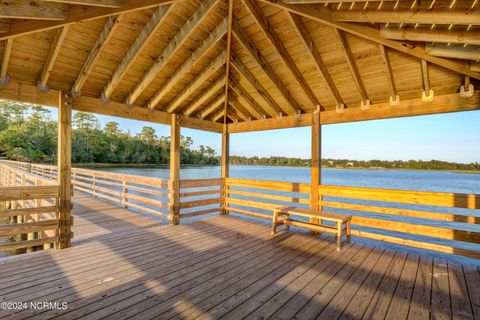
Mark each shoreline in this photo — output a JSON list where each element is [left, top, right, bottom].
[[75, 163, 480, 174]]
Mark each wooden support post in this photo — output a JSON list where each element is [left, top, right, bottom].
[[310, 111, 321, 235], [56, 92, 73, 249], [169, 114, 180, 225], [221, 124, 229, 215]]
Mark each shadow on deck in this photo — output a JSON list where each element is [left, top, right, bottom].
[[0, 195, 479, 320]]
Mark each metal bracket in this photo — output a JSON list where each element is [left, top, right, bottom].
[[37, 80, 49, 93], [360, 99, 371, 110], [336, 103, 344, 113], [389, 95, 400, 106], [294, 110, 302, 118], [0, 74, 10, 85], [100, 92, 110, 105], [460, 84, 474, 98], [422, 89, 434, 102]]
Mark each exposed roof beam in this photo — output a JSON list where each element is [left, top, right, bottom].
[[0, 1, 68, 20], [284, 0, 398, 2], [166, 50, 226, 113], [0, 0, 177, 40], [228, 91, 480, 133], [261, 1, 480, 80], [200, 93, 225, 119], [232, 21, 300, 114], [223, 0, 234, 124], [242, 0, 318, 111], [378, 44, 397, 101], [228, 98, 250, 121], [287, 12, 341, 108], [230, 78, 269, 119], [426, 44, 480, 61], [71, 14, 122, 94], [380, 27, 480, 46], [38, 26, 70, 90], [421, 60, 431, 98], [330, 9, 480, 26], [42, 0, 123, 8], [334, 29, 368, 104], [230, 54, 284, 116], [184, 77, 226, 116], [147, 17, 228, 110], [212, 109, 226, 122], [0, 38, 13, 81], [126, 0, 219, 106], [101, 5, 171, 101]]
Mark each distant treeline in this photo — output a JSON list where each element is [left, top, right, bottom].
[[0, 102, 218, 165], [229, 156, 480, 171]]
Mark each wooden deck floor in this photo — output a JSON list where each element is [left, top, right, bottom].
[[0, 195, 479, 320]]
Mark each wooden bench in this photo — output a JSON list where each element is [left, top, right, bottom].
[[272, 206, 352, 251]]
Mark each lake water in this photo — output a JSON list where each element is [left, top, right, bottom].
[[96, 165, 480, 194]]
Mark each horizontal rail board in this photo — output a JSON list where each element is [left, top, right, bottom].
[[0, 185, 59, 201], [0, 219, 59, 237], [225, 197, 290, 211], [180, 207, 221, 218], [180, 198, 221, 209], [0, 206, 58, 218], [180, 178, 224, 188], [350, 216, 480, 244], [225, 206, 272, 220], [227, 189, 310, 204], [0, 236, 58, 252], [320, 185, 480, 209], [226, 178, 310, 194], [321, 200, 480, 224], [180, 189, 222, 198]]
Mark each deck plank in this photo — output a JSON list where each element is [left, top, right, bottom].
[[0, 195, 478, 320]]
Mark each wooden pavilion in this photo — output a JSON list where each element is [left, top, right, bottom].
[[0, 0, 479, 319]]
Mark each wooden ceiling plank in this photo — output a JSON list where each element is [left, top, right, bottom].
[[230, 55, 283, 116], [126, 0, 220, 106], [242, 0, 318, 111], [200, 93, 225, 119], [71, 14, 122, 95], [284, 0, 398, 2], [0, 1, 68, 20], [42, 0, 123, 8], [232, 20, 299, 114], [331, 9, 480, 26], [230, 78, 268, 119], [102, 5, 171, 101], [147, 17, 228, 110], [0, 38, 13, 82], [287, 12, 341, 108], [378, 44, 398, 103], [0, 0, 177, 41], [38, 26, 70, 90], [380, 27, 480, 46], [212, 109, 226, 122], [166, 50, 226, 114], [261, 1, 480, 80], [184, 77, 226, 116], [334, 29, 368, 104], [0, 19, 10, 34], [228, 98, 250, 121]]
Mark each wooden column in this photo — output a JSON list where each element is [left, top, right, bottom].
[[169, 114, 180, 225], [57, 92, 73, 249], [310, 111, 321, 234], [221, 124, 229, 215]]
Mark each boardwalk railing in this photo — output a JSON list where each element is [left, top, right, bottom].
[[2, 160, 480, 259], [0, 163, 61, 254]]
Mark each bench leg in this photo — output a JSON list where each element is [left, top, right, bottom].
[[346, 221, 351, 243], [272, 211, 281, 236], [285, 214, 290, 231], [336, 221, 342, 252]]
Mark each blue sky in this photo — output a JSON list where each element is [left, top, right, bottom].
[[45, 108, 479, 164]]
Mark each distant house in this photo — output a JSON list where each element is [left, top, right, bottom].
[[346, 162, 354, 167]]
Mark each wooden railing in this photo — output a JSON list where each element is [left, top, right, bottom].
[[2, 161, 480, 259], [224, 177, 480, 259], [0, 163, 61, 254]]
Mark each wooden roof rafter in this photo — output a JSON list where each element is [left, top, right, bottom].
[[228, 96, 251, 121], [42, 0, 123, 7], [147, 17, 228, 110], [101, 4, 173, 101], [229, 77, 271, 119], [0, 38, 13, 82], [184, 76, 227, 116], [261, 1, 480, 80], [222, 0, 234, 125], [232, 20, 299, 115], [378, 44, 399, 105], [241, 0, 319, 112], [199, 92, 225, 119], [38, 25, 70, 91], [125, 0, 221, 106]]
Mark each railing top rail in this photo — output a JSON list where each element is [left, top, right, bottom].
[[0, 163, 57, 185]]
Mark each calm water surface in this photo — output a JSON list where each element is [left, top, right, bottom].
[[96, 165, 480, 194]]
